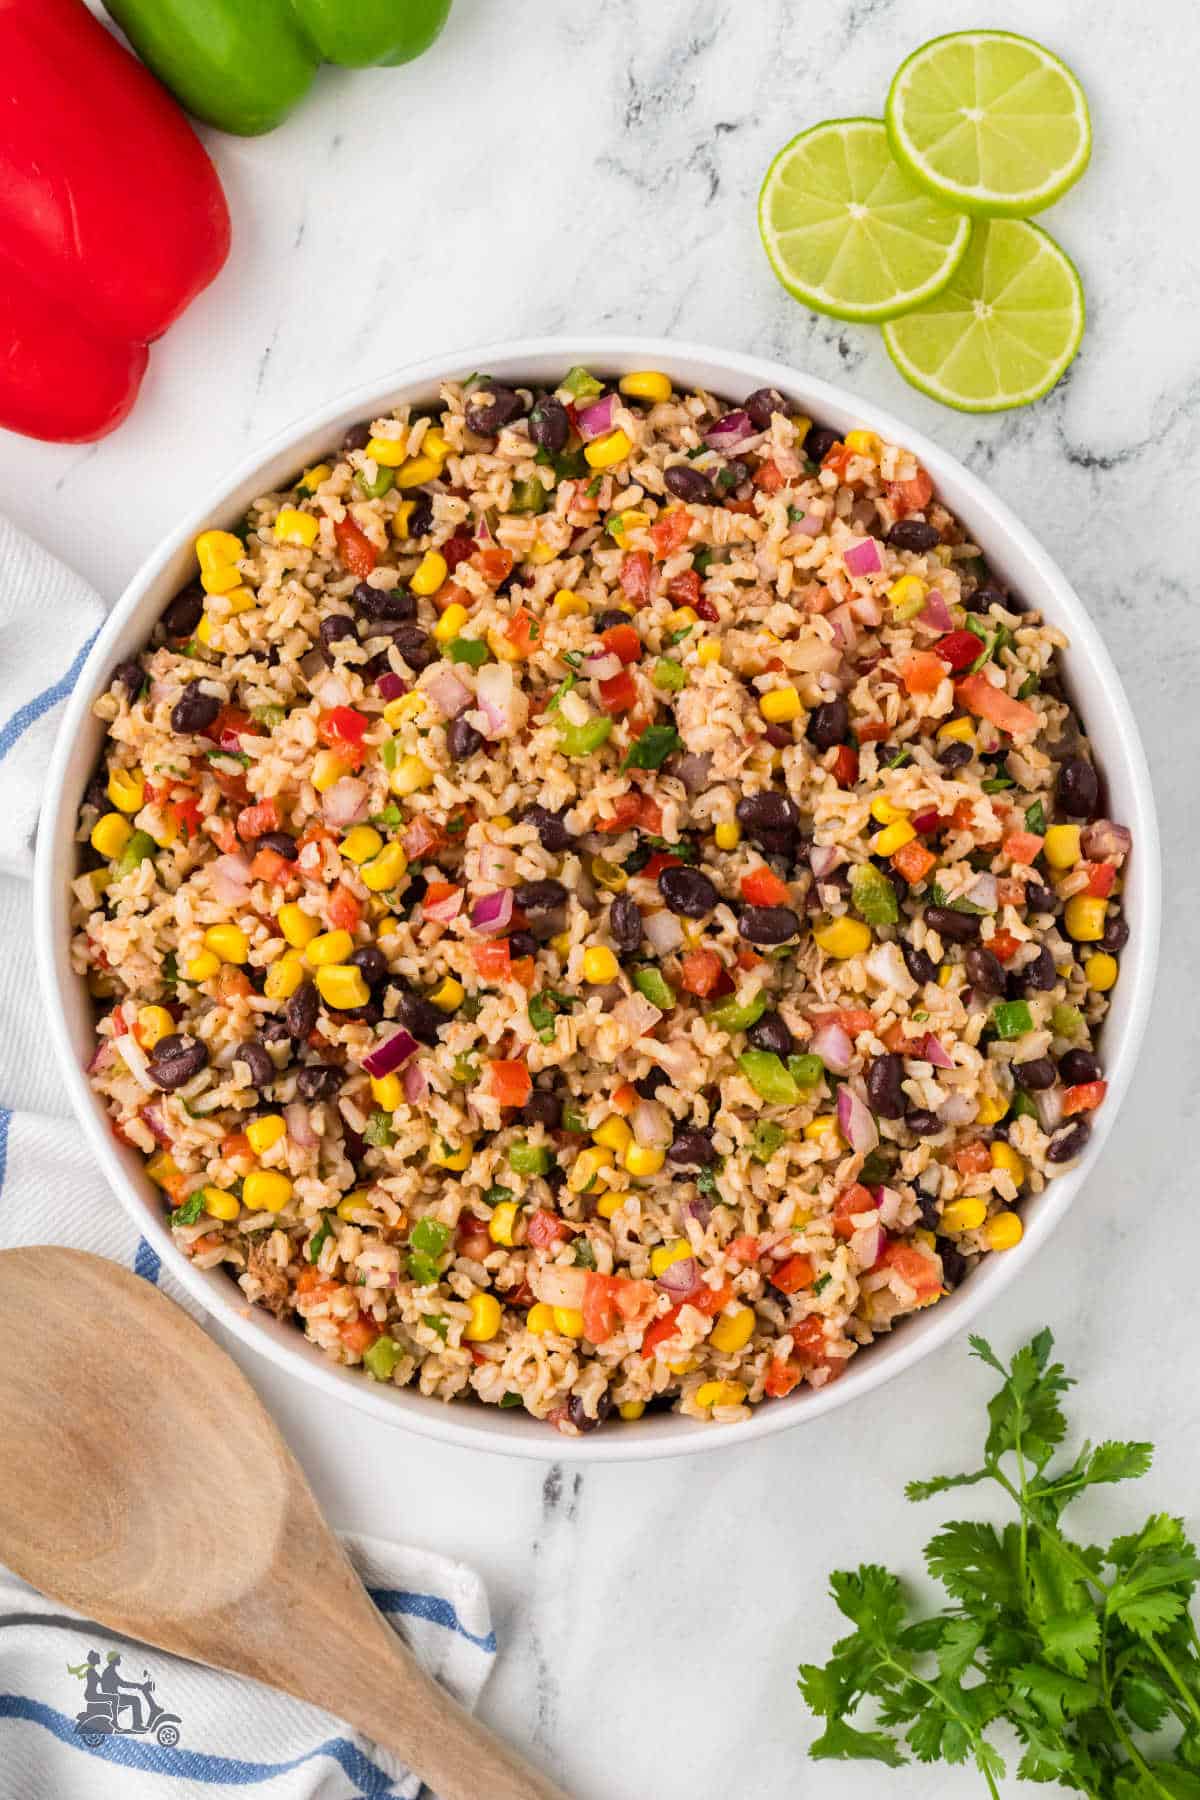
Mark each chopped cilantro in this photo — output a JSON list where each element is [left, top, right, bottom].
[[169, 1193, 204, 1228], [622, 724, 680, 771]]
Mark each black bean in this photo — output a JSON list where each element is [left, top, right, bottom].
[[867, 1053, 905, 1118], [83, 772, 108, 813], [161, 584, 205, 638], [744, 386, 789, 431], [523, 804, 573, 852], [746, 1011, 793, 1057], [256, 830, 298, 861], [354, 581, 415, 622], [114, 657, 144, 696], [1017, 946, 1056, 992], [407, 493, 435, 538], [320, 614, 358, 653], [635, 1066, 669, 1099], [924, 905, 980, 943], [938, 1244, 967, 1288], [659, 865, 719, 917], [465, 385, 523, 435], [447, 716, 484, 761], [296, 1063, 344, 1101], [529, 395, 569, 453], [362, 653, 393, 684], [805, 426, 839, 462], [1025, 883, 1058, 915], [147, 1034, 209, 1091], [567, 1391, 612, 1433], [261, 1019, 293, 1048], [520, 1090, 562, 1130], [1059, 1048, 1102, 1086], [805, 699, 849, 751], [233, 1041, 274, 1089], [392, 991, 442, 1045], [736, 791, 800, 836], [508, 930, 538, 959], [1056, 756, 1100, 819], [609, 893, 644, 953], [1102, 911, 1129, 954], [348, 946, 388, 987], [1016, 1056, 1055, 1090], [902, 940, 939, 986], [667, 1128, 716, 1167], [342, 422, 372, 451], [914, 1180, 940, 1230], [739, 905, 800, 946], [170, 684, 219, 735], [965, 945, 1006, 997], [905, 1107, 941, 1137], [595, 608, 633, 633], [664, 463, 716, 505], [938, 741, 973, 771], [723, 459, 751, 491], [965, 578, 1007, 617], [382, 625, 435, 672], [885, 518, 941, 552], [337, 999, 384, 1025], [515, 879, 568, 912], [285, 980, 319, 1040], [1047, 1119, 1091, 1163]]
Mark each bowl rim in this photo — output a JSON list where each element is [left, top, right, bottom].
[[34, 334, 1161, 1462]]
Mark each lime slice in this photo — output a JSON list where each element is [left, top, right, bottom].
[[882, 219, 1085, 412], [758, 117, 971, 323], [886, 30, 1091, 217]]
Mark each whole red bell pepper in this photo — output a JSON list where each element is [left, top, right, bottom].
[[0, 0, 230, 442]]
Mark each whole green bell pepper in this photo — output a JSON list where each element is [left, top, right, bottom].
[[103, 0, 452, 136]]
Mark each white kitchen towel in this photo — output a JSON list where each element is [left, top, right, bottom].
[[0, 1534, 497, 1799], [0, 518, 497, 1795]]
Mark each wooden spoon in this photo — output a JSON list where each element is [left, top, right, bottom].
[[0, 1245, 567, 1800]]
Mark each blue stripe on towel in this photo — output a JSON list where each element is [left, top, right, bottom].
[[0, 1108, 10, 1204], [134, 1237, 161, 1285], [0, 1696, 405, 1792], [0, 630, 99, 764], [367, 1588, 497, 1656]]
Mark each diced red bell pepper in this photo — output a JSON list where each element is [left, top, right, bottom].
[[988, 928, 1021, 964], [640, 1305, 682, 1359], [878, 1241, 942, 1306], [1082, 862, 1117, 898], [619, 551, 653, 606], [601, 623, 643, 664], [936, 630, 983, 673], [333, 516, 377, 578], [404, 817, 445, 861], [679, 948, 723, 997], [236, 798, 278, 842], [442, 532, 475, 571], [650, 511, 692, 559], [753, 460, 786, 494], [791, 1316, 833, 1363], [771, 1254, 816, 1294], [339, 1314, 380, 1355], [317, 707, 368, 771], [598, 668, 638, 715], [1062, 1080, 1107, 1116], [886, 469, 934, 517], [740, 866, 791, 908], [854, 721, 891, 743], [764, 1359, 803, 1398], [472, 940, 512, 980], [249, 846, 290, 884], [900, 651, 946, 696], [327, 881, 362, 932], [642, 851, 682, 880], [488, 1059, 532, 1109], [830, 745, 859, 788], [891, 840, 937, 885], [812, 1007, 875, 1036], [832, 1183, 875, 1240], [596, 792, 642, 833], [208, 704, 253, 749], [666, 570, 701, 610], [471, 546, 514, 588], [954, 1141, 991, 1176], [526, 1208, 571, 1249], [168, 795, 203, 840], [504, 607, 538, 659], [1003, 831, 1044, 867], [956, 671, 1038, 737], [510, 956, 536, 989]]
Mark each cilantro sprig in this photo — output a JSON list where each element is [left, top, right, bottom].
[[800, 1330, 1200, 1799]]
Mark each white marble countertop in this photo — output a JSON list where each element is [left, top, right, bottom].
[[6, 2, 1200, 1794]]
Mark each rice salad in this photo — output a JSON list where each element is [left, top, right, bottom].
[[71, 367, 1132, 1434]]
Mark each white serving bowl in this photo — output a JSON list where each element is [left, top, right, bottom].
[[35, 337, 1160, 1461]]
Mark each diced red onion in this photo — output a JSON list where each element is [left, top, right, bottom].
[[939, 1093, 977, 1126], [402, 1062, 428, 1104], [478, 843, 516, 885], [576, 394, 617, 442], [475, 511, 494, 545], [376, 672, 408, 701], [1034, 1087, 1064, 1133], [471, 889, 514, 936], [582, 651, 622, 681], [685, 1195, 712, 1226], [425, 666, 472, 719], [87, 1038, 117, 1075], [1082, 819, 1132, 860], [790, 509, 824, 537], [922, 1033, 954, 1070], [829, 603, 859, 650], [475, 662, 523, 739], [850, 1223, 885, 1270], [812, 1022, 853, 1075], [848, 594, 883, 628], [631, 1097, 672, 1148], [843, 538, 882, 578], [423, 886, 463, 925], [362, 1028, 419, 1078], [704, 409, 754, 449], [323, 776, 369, 829], [808, 844, 839, 880], [139, 1101, 171, 1145], [657, 1256, 703, 1300], [675, 751, 712, 794], [284, 1102, 318, 1149], [643, 908, 683, 955], [611, 993, 663, 1041], [920, 591, 954, 631], [966, 872, 998, 912], [837, 1084, 878, 1153], [210, 851, 253, 905]]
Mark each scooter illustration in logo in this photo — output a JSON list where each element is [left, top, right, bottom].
[[67, 1649, 183, 1748]]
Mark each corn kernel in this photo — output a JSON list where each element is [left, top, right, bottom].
[[202, 1186, 240, 1221], [203, 924, 249, 965], [553, 589, 588, 617], [592, 1116, 633, 1155], [938, 965, 953, 987], [421, 428, 451, 464], [340, 825, 383, 865], [106, 766, 145, 814], [195, 530, 243, 575], [274, 507, 319, 548], [568, 1148, 613, 1194], [552, 1307, 584, 1339], [185, 949, 221, 982], [528, 539, 557, 565], [430, 976, 465, 1013], [697, 639, 721, 666], [486, 623, 522, 664], [264, 953, 306, 1001], [145, 1150, 180, 1189], [434, 601, 469, 642], [389, 755, 433, 797], [714, 821, 741, 851], [492, 815, 513, 830], [990, 1142, 1026, 1184], [365, 434, 408, 468], [975, 1092, 1008, 1126], [618, 1400, 646, 1420], [582, 945, 619, 984], [624, 1143, 665, 1178], [550, 932, 571, 959], [275, 905, 317, 952], [463, 1292, 502, 1342], [1064, 896, 1106, 943], [595, 1190, 631, 1221], [384, 692, 427, 726], [200, 560, 242, 597], [527, 1303, 555, 1335], [984, 1211, 1024, 1251], [584, 428, 632, 470], [222, 586, 257, 615], [243, 1169, 292, 1213], [813, 917, 871, 959], [608, 509, 650, 545], [194, 612, 215, 646], [937, 716, 975, 746], [1044, 824, 1082, 870], [759, 686, 801, 724], [1084, 952, 1118, 992], [874, 819, 917, 856], [90, 812, 132, 859], [695, 1380, 748, 1409], [887, 575, 927, 612], [941, 1197, 988, 1234], [391, 500, 416, 540], [844, 429, 880, 456], [619, 371, 673, 403], [914, 1228, 936, 1250], [396, 455, 442, 489], [804, 1115, 838, 1142], [315, 965, 369, 1010], [438, 1140, 474, 1171], [245, 1114, 286, 1155], [649, 1239, 691, 1278], [870, 795, 909, 825], [82, 869, 111, 901], [669, 1358, 696, 1375], [311, 748, 350, 793], [412, 551, 448, 597], [338, 1190, 375, 1222], [668, 606, 698, 630], [590, 856, 627, 893], [308, 929, 353, 966], [489, 1201, 519, 1245], [136, 1005, 173, 1049], [370, 1074, 403, 1111], [300, 463, 331, 491], [710, 1305, 756, 1354]]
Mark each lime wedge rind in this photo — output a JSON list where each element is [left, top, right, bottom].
[[758, 117, 972, 324], [886, 31, 1092, 218]]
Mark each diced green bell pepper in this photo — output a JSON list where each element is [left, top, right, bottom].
[[850, 862, 899, 927], [508, 1140, 552, 1176], [992, 1000, 1033, 1040], [104, 0, 453, 136], [749, 1121, 785, 1163], [633, 967, 676, 1011], [737, 1050, 800, 1105], [113, 830, 157, 879], [363, 1335, 402, 1381], [706, 991, 767, 1034], [557, 716, 613, 758]]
